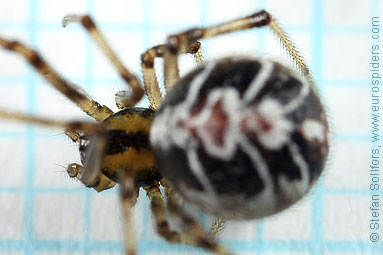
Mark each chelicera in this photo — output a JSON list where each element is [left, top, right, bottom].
[[0, 10, 329, 255]]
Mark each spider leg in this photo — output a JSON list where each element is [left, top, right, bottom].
[[145, 183, 229, 254], [159, 179, 177, 202], [166, 193, 230, 255], [141, 42, 203, 109], [0, 109, 107, 187], [65, 129, 81, 143], [158, 180, 225, 240], [164, 10, 314, 89], [209, 218, 226, 239], [0, 38, 114, 122], [120, 171, 139, 255], [67, 163, 116, 192], [63, 15, 144, 108], [144, 183, 182, 243]]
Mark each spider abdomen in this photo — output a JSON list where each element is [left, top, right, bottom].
[[150, 58, 329, 219]]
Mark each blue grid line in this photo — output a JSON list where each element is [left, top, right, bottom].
[[2, 240, 383, 254], [333, 134, 371, 141], [324, 79, 372, 86], [310, 0, 325, 254], [1, 175, 378, 193], [0, 77, 371, 88], [1, 22, 375, 34], [325, 27, 374, 33], [24, 1, 38, 255], [0, 184, 375, 196], [0, 132, 27, 137], [0, 187, 91, 194]]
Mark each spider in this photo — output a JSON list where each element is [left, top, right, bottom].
[[0, 10, 329, 255]]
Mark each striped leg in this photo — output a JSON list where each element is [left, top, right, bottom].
[[145, 183, 230, 255], [62, 15, 144, 108], [120, 171, 140, 255], [209, 218, 226, 239], [0, 38, 114, 122], [167, 194, 230, 255], [159, 179, 177, 202], [67, 163, 116, 192], [144, 183, 181, 243], [141, 41, 203, 109], [0, 109, 107, 187], [164, 10, 314, 90], [159, 180, 226, 240]]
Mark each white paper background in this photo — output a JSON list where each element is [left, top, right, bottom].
[[0, 0, 381, 254]]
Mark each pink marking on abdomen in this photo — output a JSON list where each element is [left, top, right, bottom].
[[177, 99, 229, 148]]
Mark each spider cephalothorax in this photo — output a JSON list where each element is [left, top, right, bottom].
[[78, 108, 161, 188], [0, 9, 328, 255]]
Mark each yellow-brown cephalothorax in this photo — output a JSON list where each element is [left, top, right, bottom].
[[79, 108, 161, 187]]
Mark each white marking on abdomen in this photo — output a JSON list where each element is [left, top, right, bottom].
[[187, 148, 219, 203], [279, 141, 310, 200], [238, 136, 276, 217], [243, 59, 273, 104], [283, 76, 310, 113], [301, 119, 326, 143]]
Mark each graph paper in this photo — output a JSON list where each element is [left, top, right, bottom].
[[0, 0, 381, 254]]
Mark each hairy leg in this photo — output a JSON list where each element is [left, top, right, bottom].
[[0, 38, 114, 122], [145, 182, 230, 255], [164, 10, 314, 90], [0, 109, 107, 187], [141, 41, 203, 109], [67, 163, 116, 192], [63, 15, 144, 108], [119, 171, 140, 255]]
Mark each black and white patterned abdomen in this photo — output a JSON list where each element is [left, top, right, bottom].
[[150, 58, 329, 220]]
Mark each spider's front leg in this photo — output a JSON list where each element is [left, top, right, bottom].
[[0, 38, 114, 122], [164, 10, 314, 89], [0, 109, 108, 187], [62, 15, 144, 108]]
